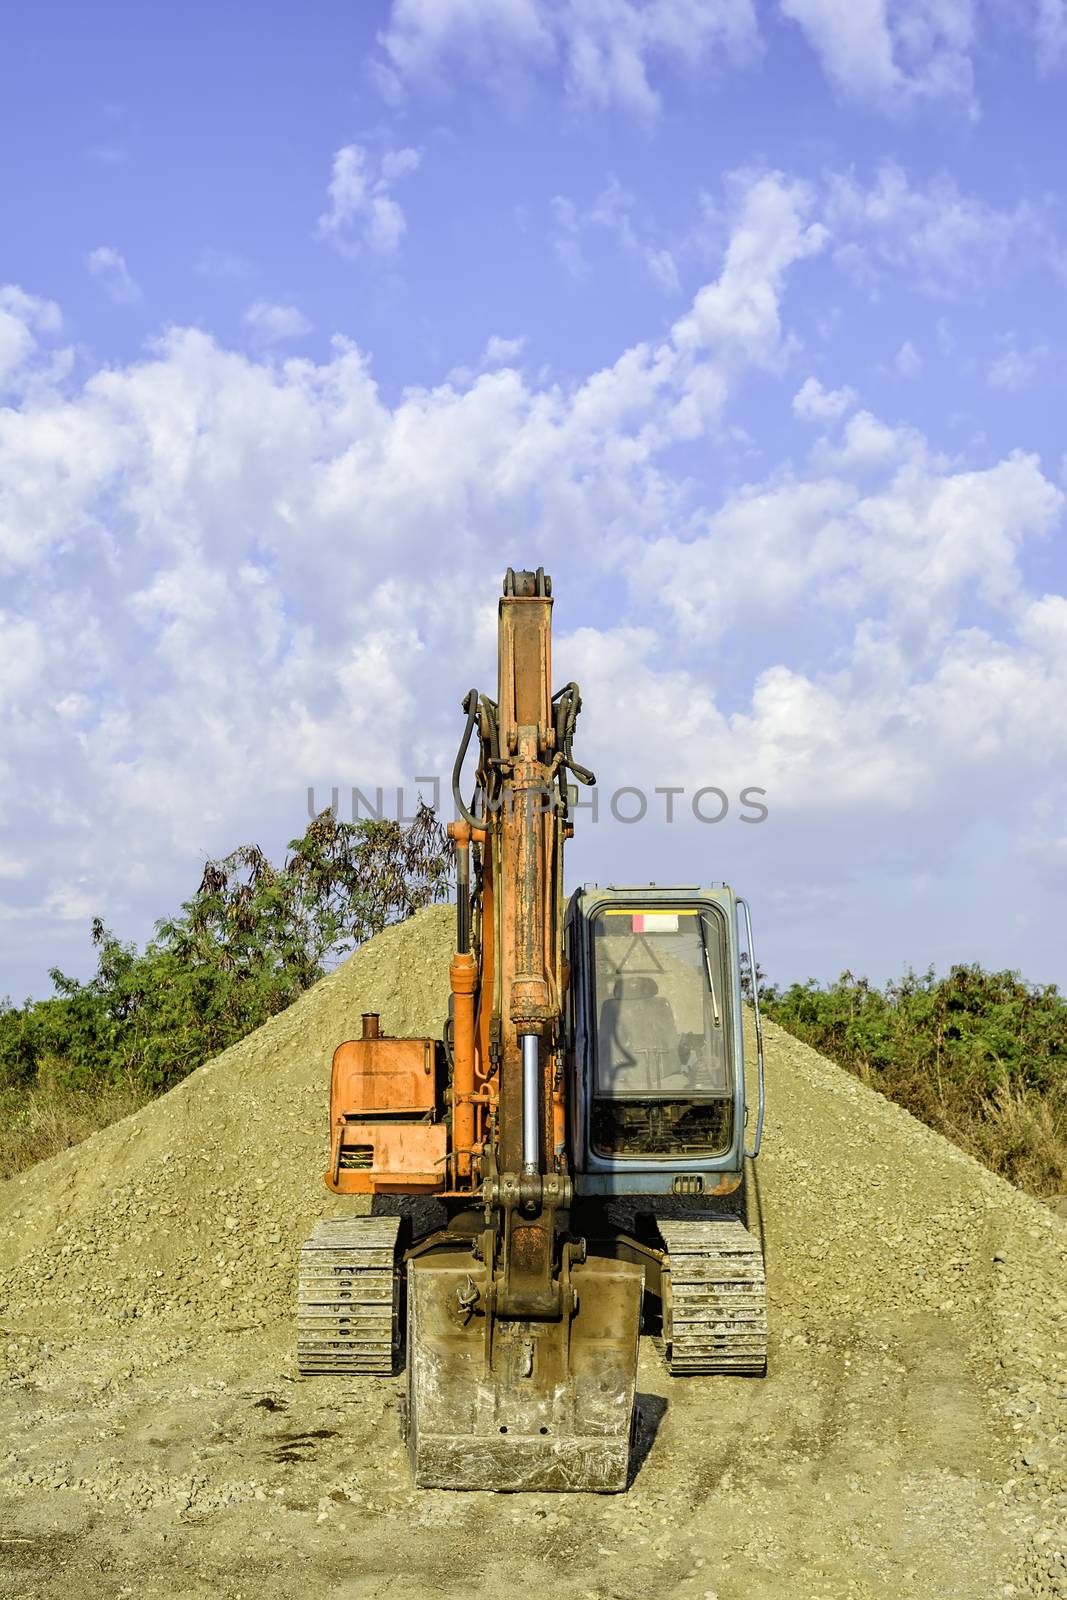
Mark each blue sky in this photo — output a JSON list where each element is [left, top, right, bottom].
[[2, 0, 1066, 1001]]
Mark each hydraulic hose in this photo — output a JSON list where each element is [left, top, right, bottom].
[[451, 688, 482, 828], [552, 682, 596, 788]]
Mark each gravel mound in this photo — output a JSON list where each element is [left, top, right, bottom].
[[1, 904, 1064, 1600], [0, 907, 454, 1334]]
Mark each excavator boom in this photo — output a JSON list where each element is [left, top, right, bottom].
[[406, 568, 643, 1490]]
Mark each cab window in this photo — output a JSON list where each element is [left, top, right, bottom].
[[588, 907, 733, 1158]]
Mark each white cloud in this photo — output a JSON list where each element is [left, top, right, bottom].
[[87, 245, 142, 306], [376, 0, 1067, 128], [670, 172, 825, 364], [646, 247, 681, 295], [816, 408, 921, 470], [44, 884, 99, 923], [540, 171, 825, 449], [242, 302, 314, 345], [551, 195, 589, 279], [564, 565, 1067, 991], [987, 340, 1047, 391], [482, 334, 527, 366], [377, 0, 759, 119], [559, 0, 759, 117], [792, 376, 857, 420], [634, 422, 1061, 652], [195, 247, 253, 280], [380, 0, 555, 85], [316, 144, 420, 258], [586, 433, 1066, 946], [893, 338, 922, 378], [778, 0, 976, 115], [2, 167, 1066, 995], [553, 176, 681, 292], [0, 168, 818, 595], [0, 286, 63, 391], [85, 144, 128, 166], [447, 333, 529, 386], [1034, 0, 1067, 69], [826, 163, 1054, 298]]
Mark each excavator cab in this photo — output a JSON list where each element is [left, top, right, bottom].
[[567, 888, 758, 1198]]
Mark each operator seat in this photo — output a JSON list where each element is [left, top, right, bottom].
[[598, 974, 681, 1092]]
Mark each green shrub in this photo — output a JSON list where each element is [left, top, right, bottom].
[[762, 964, 1067, 1197]]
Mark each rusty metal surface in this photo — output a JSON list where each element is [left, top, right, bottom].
[[405, 1252, 643, 1492], [326, 1031, 445, 1194], [330, 1036, 436, 1116], [497, 590, 552, 753], [326, 1120, 448, 1195], [449, 950, 478, 1180], [660, 1219, 767, 1375], [296, 1216, 401, 1375]]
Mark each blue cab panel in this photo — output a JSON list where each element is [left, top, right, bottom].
[[564, 886, 751, 1198]]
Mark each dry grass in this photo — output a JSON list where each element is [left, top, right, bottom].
[[844, 1057, 1067, 1200], [0, 1076, 150, 1182], [954, 1081, 1067, 1199]]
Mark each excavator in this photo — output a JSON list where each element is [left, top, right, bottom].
[[296, 568, 767, 1491]]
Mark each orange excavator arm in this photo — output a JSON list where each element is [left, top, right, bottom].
[[452, 567, 571, 1312]]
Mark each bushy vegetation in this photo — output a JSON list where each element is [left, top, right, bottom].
[[0, 805, 451, 1177], [761, 964, 1067, 1198], [3, 819, 1064, 1202], [0, 1076, 151, 1182]]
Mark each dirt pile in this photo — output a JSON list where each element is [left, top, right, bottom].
[[1, 905, 1064, 1600], [0, 908, 454, 1337]]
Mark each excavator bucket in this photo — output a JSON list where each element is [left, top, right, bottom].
[[405, 1254, 644, 1492]]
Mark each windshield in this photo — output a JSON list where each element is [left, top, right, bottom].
[[591, 908, 729, 1099]]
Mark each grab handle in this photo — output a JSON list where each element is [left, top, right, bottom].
[[738, 897, 765, 1159]]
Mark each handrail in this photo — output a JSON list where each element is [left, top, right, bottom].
[[738, 896, 765, 1159]]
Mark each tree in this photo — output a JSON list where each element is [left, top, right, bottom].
[[169, 799, 452, 986], [0, 802, 453, 1095]]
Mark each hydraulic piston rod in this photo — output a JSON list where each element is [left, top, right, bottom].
[[521, 1033, 540, 1174]]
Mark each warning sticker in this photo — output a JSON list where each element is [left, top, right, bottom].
[[631, 913, 680, 933]]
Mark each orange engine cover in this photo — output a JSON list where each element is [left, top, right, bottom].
[[331, 1036, 437, 1115], [328, 1121, 448, 1194], [326, 1034, 447, 1194]]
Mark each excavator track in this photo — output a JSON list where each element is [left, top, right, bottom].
[[296, 1215, 401, 1376], [659, 1219, 767, 1376]]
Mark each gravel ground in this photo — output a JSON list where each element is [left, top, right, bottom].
[[1, 906, 1064, 1600]]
